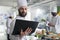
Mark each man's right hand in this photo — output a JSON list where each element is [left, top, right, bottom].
[[20, 27, 32, 37]]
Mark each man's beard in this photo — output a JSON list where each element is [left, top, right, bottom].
[[52, 13, 57, 16], [19, 12, 27, 17]]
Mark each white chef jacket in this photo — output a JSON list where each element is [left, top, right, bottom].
[[6, 18, 13, 34], [9, 14, 31, 40], [47, 14, 60, 33], [55, 15, 60, 33]]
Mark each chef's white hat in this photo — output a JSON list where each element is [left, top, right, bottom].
[[51, 7, 57, 13], [17, 0, 27, 9]]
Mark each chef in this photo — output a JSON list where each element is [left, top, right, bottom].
[[46, 7, 60, 33], [9, 0, 32, 40]]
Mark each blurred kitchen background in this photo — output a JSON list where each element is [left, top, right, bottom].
[[0, 0, 60, 40]]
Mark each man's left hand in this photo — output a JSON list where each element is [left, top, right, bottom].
[[20, 27, 32, 37], [48, 22, 55, 27]]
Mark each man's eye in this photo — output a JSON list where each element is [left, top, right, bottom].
[[25, 8, 27, 10]]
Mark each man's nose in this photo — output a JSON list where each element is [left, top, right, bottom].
[[23, 10, 26, 13]]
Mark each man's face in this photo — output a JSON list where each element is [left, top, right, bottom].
[[51, 12, 57, 16], [18, 6, 27, 17]]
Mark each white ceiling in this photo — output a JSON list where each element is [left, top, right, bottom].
[[0, 0, 60, 8], [56, 0, 60, 6], [0, 0, 16, 2], [0, 0, 45, 3], [0, 0, 16, 7], [0, 0, 40, 6], [0, 0, 53, 7]]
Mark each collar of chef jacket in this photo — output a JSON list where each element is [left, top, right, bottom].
[[16, 16, 31, 20], [16, 13, 31, 20]]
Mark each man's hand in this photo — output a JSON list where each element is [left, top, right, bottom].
[[20, 27, 32, 37], [48, 22, 55, 27]]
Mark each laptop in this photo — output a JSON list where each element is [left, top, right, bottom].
[[12, 19, 39, 35]]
